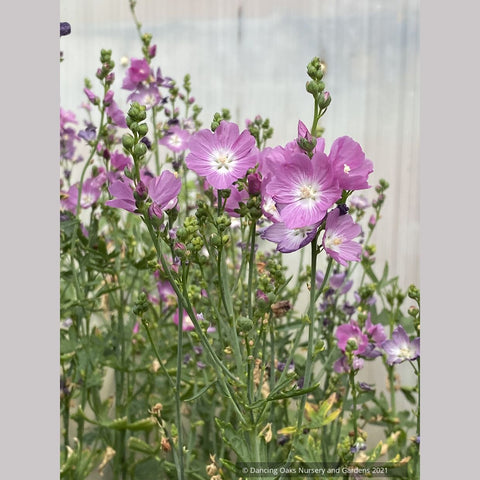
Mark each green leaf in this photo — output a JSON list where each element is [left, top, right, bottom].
[[183, 379, 217, 402], [215, 418, 250, 460], [127, 417, 157, 431], [128, 436, 159, 455]]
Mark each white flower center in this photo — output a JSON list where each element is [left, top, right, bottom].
[[344, 163, 351, 174], [324, 234, 344, 250], [144, 93, 156, 108], [299, 183, 318, 200], [169, 134, 182, 147], [212, 149, 235, 172], [397, 344, 416, 360], [81, 192, 95, 207]]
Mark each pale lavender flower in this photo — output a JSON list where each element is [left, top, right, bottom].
[[158, 126, 191, 153], [382, 325, 420, 365], [260, 221, 321, 253]]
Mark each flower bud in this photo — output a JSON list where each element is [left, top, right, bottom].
[[134, 180, 148, 200], [122, 134, 135, 151], [247, 173, 262, 195], [134, 142, 148, 158], [137, 123, 149, 137], [60, 22, 71, 37], [237, 316, 254, 333]]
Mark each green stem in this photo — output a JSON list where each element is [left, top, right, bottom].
[[349, 367, 359, 443], [247, 219, 257, 320], [175, 300, 185, 480], [142, 216, 247, 425]]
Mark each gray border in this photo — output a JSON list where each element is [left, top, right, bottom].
[[5, 1, 476, 478], [2, 2, 59, 478], [421, 0, 477, 477]]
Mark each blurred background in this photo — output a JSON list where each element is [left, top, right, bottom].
[[60, 0, 419, 291]]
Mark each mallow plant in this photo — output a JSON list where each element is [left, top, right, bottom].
[[60, 4, 420, 480]]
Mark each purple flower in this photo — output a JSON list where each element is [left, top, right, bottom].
[[334, 354, 364, 373], [147, 170, 182, 218], [105, 92, 127, 128], [60, 108, 80, 161], [105, 179, 137, 212], [365, 315, 387, 345], [158, 126, 191, 153], [381, 325, 420, 365], [62, 178, 102, 213], [335, 321, 369, 355], [349, 194, 370, 210], [328, 136, 373, 191], [110, 151, 132, 171], [260, 221, 321, 253], [122, 58, 166, 109], [122, 58, 151, 89], [185, 121, 258, 190], [322, 208, 362, 266], [78, 124, 96, 142], [127, 83, 162, 110], [266, 150, 341, 229], [222, 186, 249, 217], [83, 88, 99, 104]]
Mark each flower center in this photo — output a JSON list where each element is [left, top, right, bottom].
[[344, 163, 351, 174], [398, 345, 415, 360], [299, 183, 318, 200], [324, 235, 344, 250], [169, 134, 182, 147], [212, 150, 234, 171]]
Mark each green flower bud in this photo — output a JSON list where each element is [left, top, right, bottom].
[[408, 306, 419, 317], [134, 142, 148, 158], [346, 338, 358, 352], [137, 123, 149, 137], [221, 234, 230, 245], [237, 316, 254, 333], [408, 284, 420, 303], [122, 134, 135, 151], [306, 80, 319, 95]]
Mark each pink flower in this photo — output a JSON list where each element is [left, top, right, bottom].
[[105, 179, 136, 212], [328, 136, 373, 191], [334, 354, 364, 373], [122, 58, 151, 89], [322, 208, 362, 266], [266, 150, 341, 229], [158, 126, 191, 153], [173, 309, 195, 332], [105, 92, 127, 128], [147, 170, 182, 218], [62, 178, 102, 213], [185, 121, 258, 190], [335, 321, 369, 355], [110, 151, 132, 171], [223, 185, 249, 217]]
